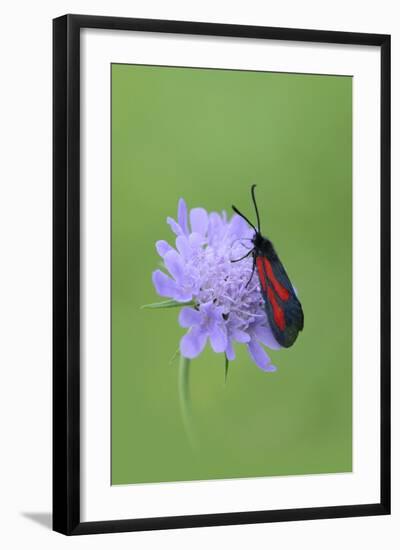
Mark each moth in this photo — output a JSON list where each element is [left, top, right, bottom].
[[232, 185, 304, 348]]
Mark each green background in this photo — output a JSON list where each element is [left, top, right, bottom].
[[111, 64, 352, 485]]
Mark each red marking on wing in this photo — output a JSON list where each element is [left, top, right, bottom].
[[256, 256, 286, 332], [256, 257, 267, 291], [267, 287, 286, 331], [263, 258, 290, 302]]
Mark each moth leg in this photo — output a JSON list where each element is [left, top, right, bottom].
[[245, 253, 257, 288], [231, 249, 253, 263]]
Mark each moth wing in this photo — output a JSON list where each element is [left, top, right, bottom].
[[256, 255, 304, 348]]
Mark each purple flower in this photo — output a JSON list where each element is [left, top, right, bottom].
[[152, 198, 281, 372]]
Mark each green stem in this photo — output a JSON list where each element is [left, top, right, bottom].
[[178, 355, 197, 451]]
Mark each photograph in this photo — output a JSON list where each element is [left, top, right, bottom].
[[111, 63, 353, 485]]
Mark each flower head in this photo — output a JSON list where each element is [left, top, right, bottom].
[[152, 198, 280, 372]]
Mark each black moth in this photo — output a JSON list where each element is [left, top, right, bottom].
[[232, 185, 304, 348]]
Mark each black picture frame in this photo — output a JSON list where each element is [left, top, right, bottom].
[[53, 14, 391, 535]]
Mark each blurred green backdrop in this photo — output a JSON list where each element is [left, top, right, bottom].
[[111, 64, 352, 485]]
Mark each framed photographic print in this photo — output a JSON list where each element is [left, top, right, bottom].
[[53, 14, 390, 535]]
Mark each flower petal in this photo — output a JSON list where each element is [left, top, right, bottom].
[[208, 212, 223, 242], [253, 323, 281, 350], [179, 307, 201, 328], [178, 198, 189, 236], [226, 339, 235, 360], [247, 340, 276, 372], [232, 328, 251, 343], [189, 232, 205, 248], [209, 324, 227, 353], [167, 216, 183, 236], [190, 208, 208, 236], [180, 327, 207, 358], [230, 213, 254, 239], [152, 270, 178, 299], [155, 240, 172, 257], [265, 364, 277, 372], [173, 288, 194, 302], [164, 249, 186, 283], [175, 235, 191, 259], [200, 301, 224, 322]]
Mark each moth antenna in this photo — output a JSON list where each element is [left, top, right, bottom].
[[232, 205, 257, 233], [251, 184, 261, 233]]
